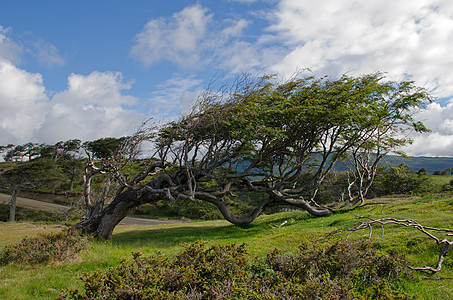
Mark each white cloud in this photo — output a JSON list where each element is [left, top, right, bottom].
[[0, 27, 138, 146], [62, 71, 137, 106], [146, 76, 203, 121], [221, 19, 250, 38], [130, 4, 213, 68], [0, 26, 22, 65], [227, 0, 260, 3], [130, 4, 273, 73], [0, 58, 48, 145], [28, 38, 66, 67], [35, 71, 144, 143], [0, 26, 65, 68], [404, 102, 453, 156], [179, 90, 202, 115], [405, 132, 453, 157], [265, 0, 453, 156], [270, 0, 453, 98], [0, 27, 48, 146]]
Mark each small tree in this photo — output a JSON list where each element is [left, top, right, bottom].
[[371, 163, 431, 195], [0, 159, 63, 221], [83, 137, 127, 160], [417, 168, 427, 175], [3, 145, 26, 162]]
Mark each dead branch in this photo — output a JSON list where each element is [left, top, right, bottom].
[[268, 218, 294, 229], [320, 216, 453, 274], [410, 241, 452, 274]]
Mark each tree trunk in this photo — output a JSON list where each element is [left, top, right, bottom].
[[74, 189, 134, 239], [199, 193, 271, 225], [74, 187, 168, 239], [9, 187, 20, 222], [69, 174, 74, 192], [281, 198, 332, 217]]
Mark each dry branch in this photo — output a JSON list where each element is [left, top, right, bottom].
[[268, 218, 294, 229], [321, 216, 453, 274]]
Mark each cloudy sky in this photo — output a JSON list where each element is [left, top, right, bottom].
[[1, 0, 453, 156]]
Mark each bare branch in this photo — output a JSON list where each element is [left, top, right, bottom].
[[321, 216, 453, 274]]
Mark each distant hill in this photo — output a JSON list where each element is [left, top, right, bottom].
[[237, 154, 453, 176], [379, 155, 453, 174]]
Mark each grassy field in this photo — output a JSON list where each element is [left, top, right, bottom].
[[0, 195, 452, 299]]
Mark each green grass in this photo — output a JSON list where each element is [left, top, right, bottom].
[[1, 196, 452, 299], [429, 174, 453, 186]]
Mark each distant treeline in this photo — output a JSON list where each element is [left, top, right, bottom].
[[376, 155, 453, 174]]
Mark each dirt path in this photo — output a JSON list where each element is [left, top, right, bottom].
[[0, 193, 70, 213], [0, 193, 180, 226]]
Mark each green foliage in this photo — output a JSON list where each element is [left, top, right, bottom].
[[432, 168, 453, 176], [313, 163, 433, 203], [1, 140, 82, 162], [416, 168, 427, 175], [134, 198, 222, 220], [372, 164, 432, 196], [412, 195, 445, 204], [0, 228, 89, 265], [83, 137, 127, 159], [61, 240, 410, 299], [1, 158, 63, 186]]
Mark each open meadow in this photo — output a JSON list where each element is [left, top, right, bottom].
[[0, 195, 452, 299]]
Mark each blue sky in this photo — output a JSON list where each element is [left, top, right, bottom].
[[1, 0, 453, 156]]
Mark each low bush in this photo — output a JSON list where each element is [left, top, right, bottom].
[[61, 240, 411, 299], [0, 227, 90, 265]]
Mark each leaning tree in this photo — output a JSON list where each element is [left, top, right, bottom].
[[74, 73, 431, 239]]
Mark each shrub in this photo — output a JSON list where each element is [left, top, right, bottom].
[[0, 227, 90, 265], [61, 240, 412, 299], [372, 164, 432, 196]]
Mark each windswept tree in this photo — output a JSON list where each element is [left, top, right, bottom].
[[3, 144, 26, 162], [74, 73, 431, 239], [0, 144, 14, 161], [83, 137, 128, 160], [0, 158, 64, 221]]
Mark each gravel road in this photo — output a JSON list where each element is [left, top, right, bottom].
[[0, 193, 180, 226]]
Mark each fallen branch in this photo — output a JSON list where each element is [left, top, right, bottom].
[[269, 218, 294, 229], [410, 241, 452, 274], [320, 216, 453, 274]]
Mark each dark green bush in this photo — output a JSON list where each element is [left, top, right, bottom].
[[0, 227, 90, 265], [373, 164, 432, 196], [61, 240, 412, 299]]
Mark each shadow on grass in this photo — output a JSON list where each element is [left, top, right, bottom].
[[112, 211, 318, 249], [112, 223, 264, 249]]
